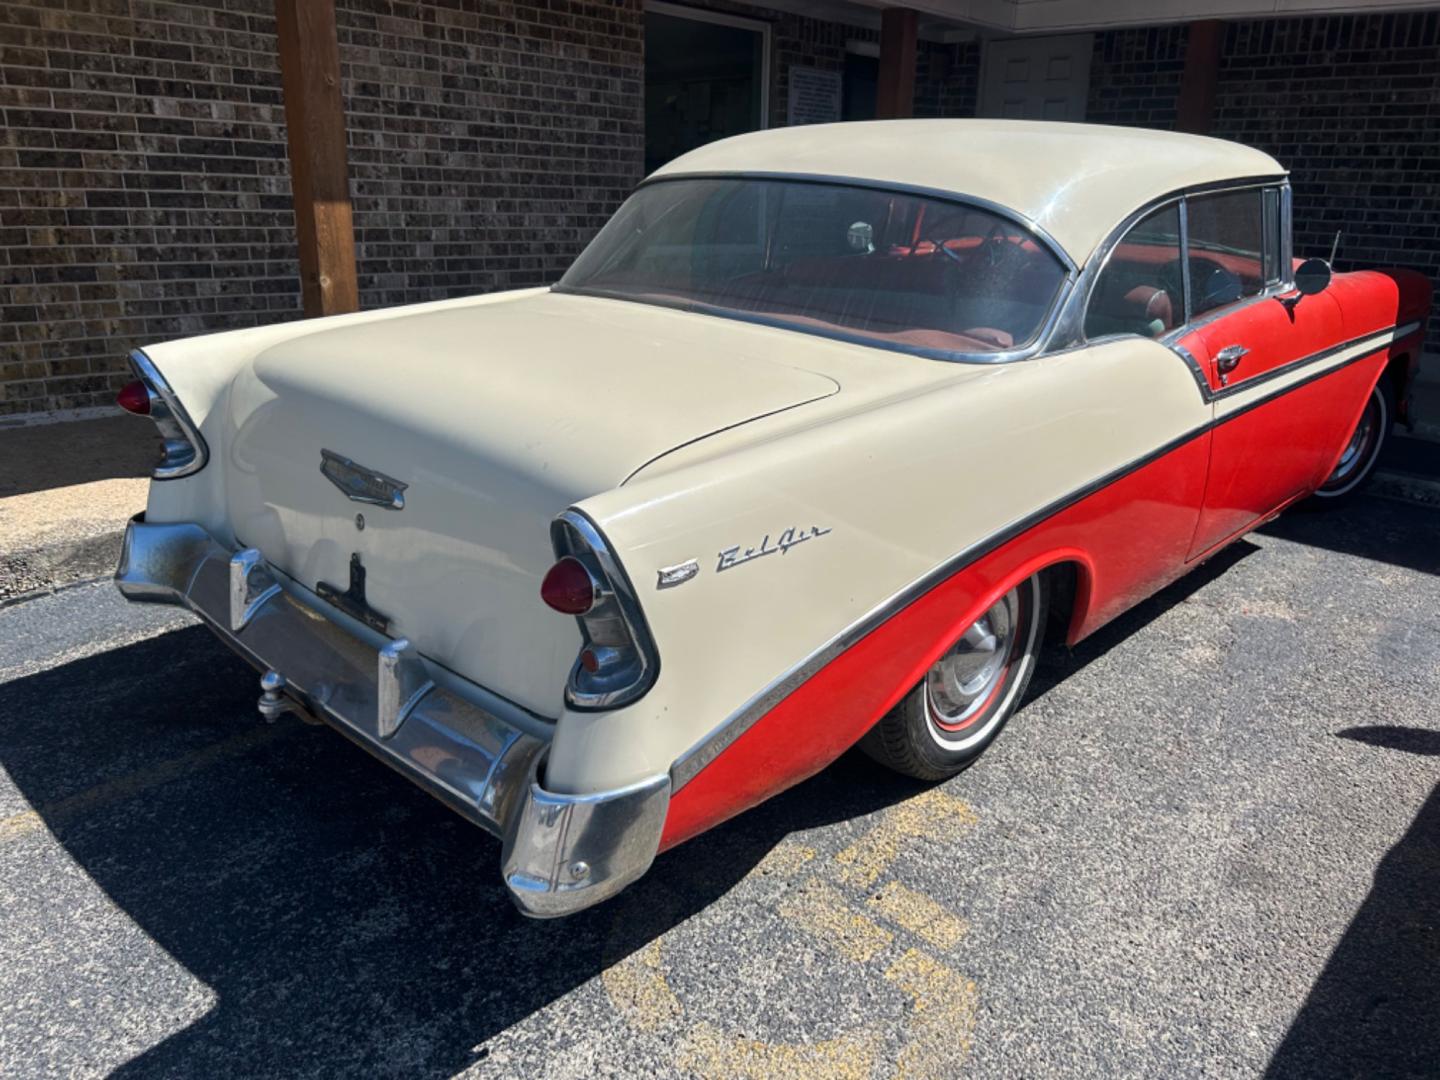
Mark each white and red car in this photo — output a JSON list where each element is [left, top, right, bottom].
[[115, 121, 1430, 916]]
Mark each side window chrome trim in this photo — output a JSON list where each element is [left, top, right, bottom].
[[1046, 177, 1293, 388]]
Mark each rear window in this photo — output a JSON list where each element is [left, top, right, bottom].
[[559, 177, 1070, 357]]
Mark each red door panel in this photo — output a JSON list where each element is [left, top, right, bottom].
[[1179, 291, 1344, 559]]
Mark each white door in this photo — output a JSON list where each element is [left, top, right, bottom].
[[979, 34, 1093, 121]]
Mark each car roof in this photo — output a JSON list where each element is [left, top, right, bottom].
[[649, 119, 1287, 267]]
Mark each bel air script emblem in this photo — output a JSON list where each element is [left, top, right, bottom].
[[717, 525, 831, 572], [320, 449, 408, 510]]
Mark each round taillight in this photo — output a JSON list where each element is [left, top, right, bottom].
[[116, 379, 151, 415], [541, 556, 597, 615]]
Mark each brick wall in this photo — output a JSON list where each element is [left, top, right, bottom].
[[10, 2, 1434, 420], [915, 40, 980, 120], [1, 0, 297, 418], [1091, 13, 1440, 356], [0, 0, 644, 418], [339, 0, 643, 311], [688, 1, 978, 126], [1086, 25, 1186, 129], [1213, 13, 1440, 357]]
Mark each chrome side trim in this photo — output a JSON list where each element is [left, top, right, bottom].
[[1169, 343, 1213, 399], [1169, 321, 1419, 407], [501, 759, 671, 918], [129, 349, 209, 480], [668, 317, 1418, 792]]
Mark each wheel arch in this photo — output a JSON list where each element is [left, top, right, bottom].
[[1038, 557, 1095, 648], [895, 549, 1094, 708]]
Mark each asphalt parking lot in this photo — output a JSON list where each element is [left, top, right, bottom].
[[1, 493, 1437, 1079]]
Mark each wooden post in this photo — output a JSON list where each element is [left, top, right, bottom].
[[1176, 20, 1224, 135], [876, 8, 919, 120], [276, 0, 358, 317]]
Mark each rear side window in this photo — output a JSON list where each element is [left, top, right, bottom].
[[1084, 202, 1183, 341], [1187, 189, 1266, 318]]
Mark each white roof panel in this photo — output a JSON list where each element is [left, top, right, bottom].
[[651, 119, 1286, 265]]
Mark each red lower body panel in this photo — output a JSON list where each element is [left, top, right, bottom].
[[659, 433, 1212, 850]]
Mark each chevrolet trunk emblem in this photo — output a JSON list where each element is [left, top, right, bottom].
[[320, 449, 407, 510]]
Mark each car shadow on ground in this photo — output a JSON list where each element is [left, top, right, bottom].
[[1028, 538, 1259, 701], [1258, 492, 1440, 576], [2, 496, 1428, 1075], [1265, 725, 1440, 1078], [0, 627, 932, 1077]]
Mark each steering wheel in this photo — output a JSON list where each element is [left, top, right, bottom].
[[1193, 263, 1243, 312]]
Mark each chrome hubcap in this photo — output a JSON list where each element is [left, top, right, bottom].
[[1321, 389, 1382, 491], [926, 589, 1021, 732]]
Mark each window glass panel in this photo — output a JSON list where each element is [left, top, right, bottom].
[[1262, 187, 1282, 283], [1187, 189, 1265, 317], [1083, 203, 1183, 340], [562, 178, 1070, 356]]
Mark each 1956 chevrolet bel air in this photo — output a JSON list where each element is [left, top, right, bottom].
[[114, 120, 1431, 916]]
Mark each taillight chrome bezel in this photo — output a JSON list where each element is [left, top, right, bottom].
[[127, 349, 209, 480], [550, 510, 660, 711]]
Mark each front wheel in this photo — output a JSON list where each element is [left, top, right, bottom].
[[861, 574, 1046, 781], [1305, 373, 1393, 507]]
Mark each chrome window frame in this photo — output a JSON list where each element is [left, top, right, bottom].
[[1048, 175, 1293, 356], [554, 171, 1080, 367]]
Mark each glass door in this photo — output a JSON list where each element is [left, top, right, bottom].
[[645, 2, 770, 173]]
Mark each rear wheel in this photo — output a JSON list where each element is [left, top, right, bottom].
[[1305, 373, 1393, 508], [861, 574, 1046, 781]]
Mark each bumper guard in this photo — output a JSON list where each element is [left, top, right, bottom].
[[115, 515, 668, 917]]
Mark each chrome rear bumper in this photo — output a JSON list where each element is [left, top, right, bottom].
[[115, 515, 669, 917]]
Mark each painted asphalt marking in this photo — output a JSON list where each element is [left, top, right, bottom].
[[833, 788, 978, 888], [884, 948, 980, 1079], [601, 789, 982, 1077], [600, 937, 683, 1033], [777, 879, 895, 963], [867, 881, 969, 951], [679, 1022, 879, 1080], [0, 725, 286, 845]]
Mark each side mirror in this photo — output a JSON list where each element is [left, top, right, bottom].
[[1294, 257, 1332, 296]]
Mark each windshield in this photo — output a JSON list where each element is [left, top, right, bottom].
[[559, 177, 1070, 358]]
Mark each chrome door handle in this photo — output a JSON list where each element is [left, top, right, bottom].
[[1216, 344, 1249, 385]]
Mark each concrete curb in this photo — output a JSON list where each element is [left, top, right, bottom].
[[0, 530, 125, 609], [1372, 469, 1440, 509]]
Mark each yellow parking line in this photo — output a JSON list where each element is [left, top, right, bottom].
[[834, 789, 978, 888], [679, 1021, 879, 1080], [755, 840, 817, 878], [777, 879, 894, 964], [884, 948, 980, 1078], [601, 937, 683, 1032], [0, 725, 286, 845], [867, 881, 969, 951]]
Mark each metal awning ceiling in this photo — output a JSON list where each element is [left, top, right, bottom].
[[748, 0, 1440, 39]]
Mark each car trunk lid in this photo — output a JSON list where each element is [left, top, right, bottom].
[[221, 291, 840, 717]]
